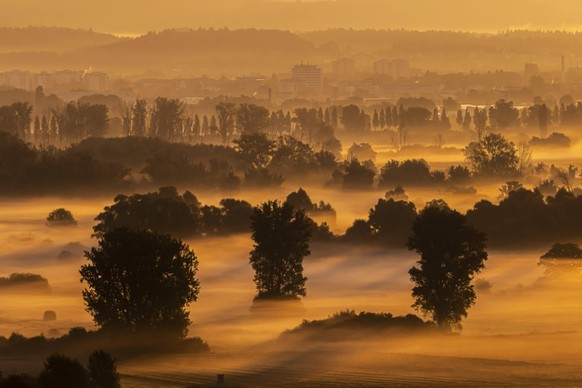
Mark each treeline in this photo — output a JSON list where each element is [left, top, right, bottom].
[[342, 186, 582, 249], [1, 127, 574, 195], [92, 186, 334, 242], [2, 92, 578, 152], [87, 181, 582, 250]]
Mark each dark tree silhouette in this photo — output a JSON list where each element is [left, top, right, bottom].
[[46, 208, 78, 227], [150, 97, 184, 141], [233, 133, 276, 170], [236, 103, 270, 134], [341, 104, 368, 132], [347, 143, 376, 162], [285, 188, 314, 212], [408, 201, 488, 331], [250, 201, 312, 300], [369, 198, 417, 246], [488, 99, 519, 129], [93, 187, 199, 238], [131, 99, 147, 136], [215, 102, 236, 145], [464, 133, 519, 177], [541, 243, 582, 259], [80, 228, 200, 339], [337, 159, 375, 190], [38, 353, 90, 388], [88, 350, 120, 388]]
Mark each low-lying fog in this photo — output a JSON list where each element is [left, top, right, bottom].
[[2, 171, 582, 385]]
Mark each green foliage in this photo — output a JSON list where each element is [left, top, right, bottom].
[[408, 201, 488, 331], [250, 201, 312, 300], [80, 228, 200, 339]]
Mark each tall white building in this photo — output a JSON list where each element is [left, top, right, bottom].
[[292, 64, 322, 93]]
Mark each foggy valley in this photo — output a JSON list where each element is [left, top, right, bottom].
[[3, 1, 582, 387]]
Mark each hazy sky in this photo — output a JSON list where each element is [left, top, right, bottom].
[[3, 0, 582, 35]]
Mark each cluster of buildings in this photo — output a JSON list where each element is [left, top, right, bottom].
[[0, 58, 417, 103], [0, 69, 109, 92]]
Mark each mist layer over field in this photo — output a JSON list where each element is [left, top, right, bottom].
[[2, 175, 582, 386]]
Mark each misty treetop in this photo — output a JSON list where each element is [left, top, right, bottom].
[[93, 186, 253, 238], [541, 243, 582, 259], [46, 208, 78, 227], [93, 186, 334, 242]]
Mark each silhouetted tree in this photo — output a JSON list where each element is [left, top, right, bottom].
[[0, 102, 32, 139], [341, 104, 368, 132], [233, 133, 276, 170], [408, 201, 488, 331], [88, 350, 120, 388], [541, 243, 582, 259], [93, 187, 200, 238], [337, 159, 375, 190], [489, 99, 519, 129], [38, 353, 90, 388], [236, 103, 270, 134], [447, 165, 472, 185], [46, 208, 78, 227], [150, 97, 184, 140], [285, 188, 314, 212], [464, 133, 519, 177], [80, 228, 200, 339], [131, 99, 147, 136], [250, 201, 311, 300], [379, 159, 443, 187], [368, 198, 417, 246], [215, 102, 236, 144], [347, 143, 376, 162]]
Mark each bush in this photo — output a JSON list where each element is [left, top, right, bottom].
[[46, 208, 77, 227], [379, 159, 442, 187], [38, 353, 90, 388], [281, 311, 432, 342], [530, 132, 571, 148]]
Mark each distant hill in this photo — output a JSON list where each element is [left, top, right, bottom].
[[2, 27, 582, 76], [72, 28, 319, 75], [0, 27, 121, 53]]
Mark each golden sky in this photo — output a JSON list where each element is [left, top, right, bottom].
[[2, 0, 582, 35]]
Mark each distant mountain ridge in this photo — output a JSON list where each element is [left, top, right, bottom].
[[0, 26, 121, 53], [2, 27, 582, 76]]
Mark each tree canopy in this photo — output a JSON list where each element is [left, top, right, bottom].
[[249, 200, 312, 300], [408, 201, 488, 331], [80, 228, 200, 339]]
